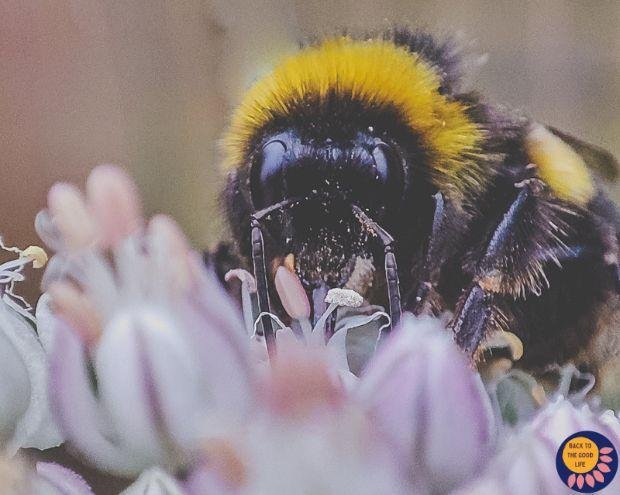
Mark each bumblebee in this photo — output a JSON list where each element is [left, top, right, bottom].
[[215, 28, 619, 373]]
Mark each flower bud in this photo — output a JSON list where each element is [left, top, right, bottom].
[[47, 183, 96, 251], [86, 164, 143, 248], [358, 314, 496, 493]]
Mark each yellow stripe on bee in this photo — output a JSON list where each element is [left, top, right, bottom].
[[223, 37, 483, 194], [525, 124, 595, 205]]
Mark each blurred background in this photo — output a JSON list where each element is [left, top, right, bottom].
[[1, 0, 619, 297]]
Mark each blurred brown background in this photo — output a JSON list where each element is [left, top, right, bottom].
[[1, 0, 619, 300]]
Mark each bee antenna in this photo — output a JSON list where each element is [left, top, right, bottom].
[[252, 196, 304, 222]]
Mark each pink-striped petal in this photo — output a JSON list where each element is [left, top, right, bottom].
[[600, 447, 614, 455], [598, 462, 611, 473], [48, 183, 97, 250], [94, 309, 184, 462], [567, 473, 576, 488], [147, 215, 194, 291], [48, 321, 144, 475], [585, 474, 595, 487], [86, 164, 143, 247], [35, 462, 93, 494], [48, 283, 101, 347], [577, 474, 584, 489], [185, 254, 254, 407], [600, 455, 613, 463], [188, 254, 248, 344], [593, 470, 604, 483]]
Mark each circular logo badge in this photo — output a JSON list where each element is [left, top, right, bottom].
[[556, 430, 617, 492]]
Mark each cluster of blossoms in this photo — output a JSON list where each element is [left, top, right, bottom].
[[0, 165, 618, 494]]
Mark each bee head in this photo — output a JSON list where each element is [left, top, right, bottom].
[[246, 126, 407, 287], [223, 34, 483, 292], [250, 129, 405, 219]]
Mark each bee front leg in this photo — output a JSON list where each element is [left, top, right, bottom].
[[410, 192, 467, 316]]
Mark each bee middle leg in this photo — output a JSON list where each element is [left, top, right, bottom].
[[446, 178, 598, 362]]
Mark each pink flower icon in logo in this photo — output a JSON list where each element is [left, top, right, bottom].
[[567, 446, 614, 489]]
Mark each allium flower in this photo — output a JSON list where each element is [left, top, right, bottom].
[[456, 398, 620, 495], [357, 314, 497, 494], [0, 457, 92, 494], [37, 165, 254, 476], [16, 162, 617, 494], [186, 343, 411, 495], [0, 242, 61, 454]]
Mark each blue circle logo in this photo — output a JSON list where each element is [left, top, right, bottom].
[[556, 430, 617, 492]]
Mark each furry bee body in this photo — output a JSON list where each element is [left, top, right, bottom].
[[219, 28, 619, 372]]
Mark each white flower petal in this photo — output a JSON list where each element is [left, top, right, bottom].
[[40, 254, 76, 292], [77, 253, 120, 317], [34, 293, 58, 353], [0, 300, 62, 454], [35, 209, 65, 253], [34, 462, 93, 495], [120, 468, 186, 495], [358, 343, 427, 460], [309, 303, 339, 346], [37, 167, 256, 476], [182, 304, 254, 417], [114, 237, 150, 303], [190, 257, 248, 343], [275, 326, 298, 345], [95, 308, 188, 464], [0, 328, 30, 444], [49, 322, 145, 475], [327, 309, 388, 374]]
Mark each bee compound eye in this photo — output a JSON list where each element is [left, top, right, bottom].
[[250, 139, 288, 209], [371, 141, 405, 206], [371, 141, 404, 193]]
